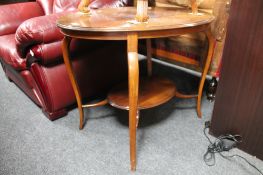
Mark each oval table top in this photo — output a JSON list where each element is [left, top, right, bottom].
[[57, 7, 214, 32]]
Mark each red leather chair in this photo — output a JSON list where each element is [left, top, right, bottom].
[[0, 0, 132, 120]]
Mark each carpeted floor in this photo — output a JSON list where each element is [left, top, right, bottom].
[[0, 59, 262, 175]]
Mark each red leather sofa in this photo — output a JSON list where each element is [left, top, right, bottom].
[[0, 0, 132, 120]]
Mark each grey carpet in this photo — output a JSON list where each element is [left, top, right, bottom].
[[0, 59, 263, 175]]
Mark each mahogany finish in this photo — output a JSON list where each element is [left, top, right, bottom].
[[58, 7, 214, 170], [210, 0, 263, 160]]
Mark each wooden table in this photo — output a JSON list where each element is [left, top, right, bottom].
[[57, 7, 214, 170]]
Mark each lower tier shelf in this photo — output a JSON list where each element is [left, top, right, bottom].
[[107, 76, 176, 110]]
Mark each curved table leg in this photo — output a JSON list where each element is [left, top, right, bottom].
[[127, 32, 139, 171], [197, 28, 216, 118], [62, 36, 84, 130], [146, 39, 152, 77]]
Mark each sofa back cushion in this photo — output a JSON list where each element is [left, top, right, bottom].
[[36, 0, 80, 14], [37, 0, 134, 15], [53, 0, 81, 13], [36, 0, 54, 15]]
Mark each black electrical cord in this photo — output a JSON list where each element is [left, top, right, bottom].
[[203, 122, 263, 175]]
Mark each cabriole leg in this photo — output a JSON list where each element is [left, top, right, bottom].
[[127, 32, 139, 171], [62, 36, 84, 129]]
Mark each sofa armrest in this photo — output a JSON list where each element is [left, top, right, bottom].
[[0, 2, 44, 36], [15, 11, 71, 58], [29, 39, 110, 66], [89, 0, 132, 9]]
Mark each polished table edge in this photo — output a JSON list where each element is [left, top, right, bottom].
[[59, 23, 210, 40]]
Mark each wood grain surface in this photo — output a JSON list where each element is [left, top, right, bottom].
[[57, 7, 214, 32], [108, 76, 176, 110]]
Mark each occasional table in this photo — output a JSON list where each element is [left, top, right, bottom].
[[57, 7, 214, 170]]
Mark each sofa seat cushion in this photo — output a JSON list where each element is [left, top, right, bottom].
[[0, 34, 26, 70]]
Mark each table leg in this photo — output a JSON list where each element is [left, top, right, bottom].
[[62, 36, 84, 130], [197, 28, 216, 118], [146, 39, 152, 77], [127, 33, 139, 171]]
